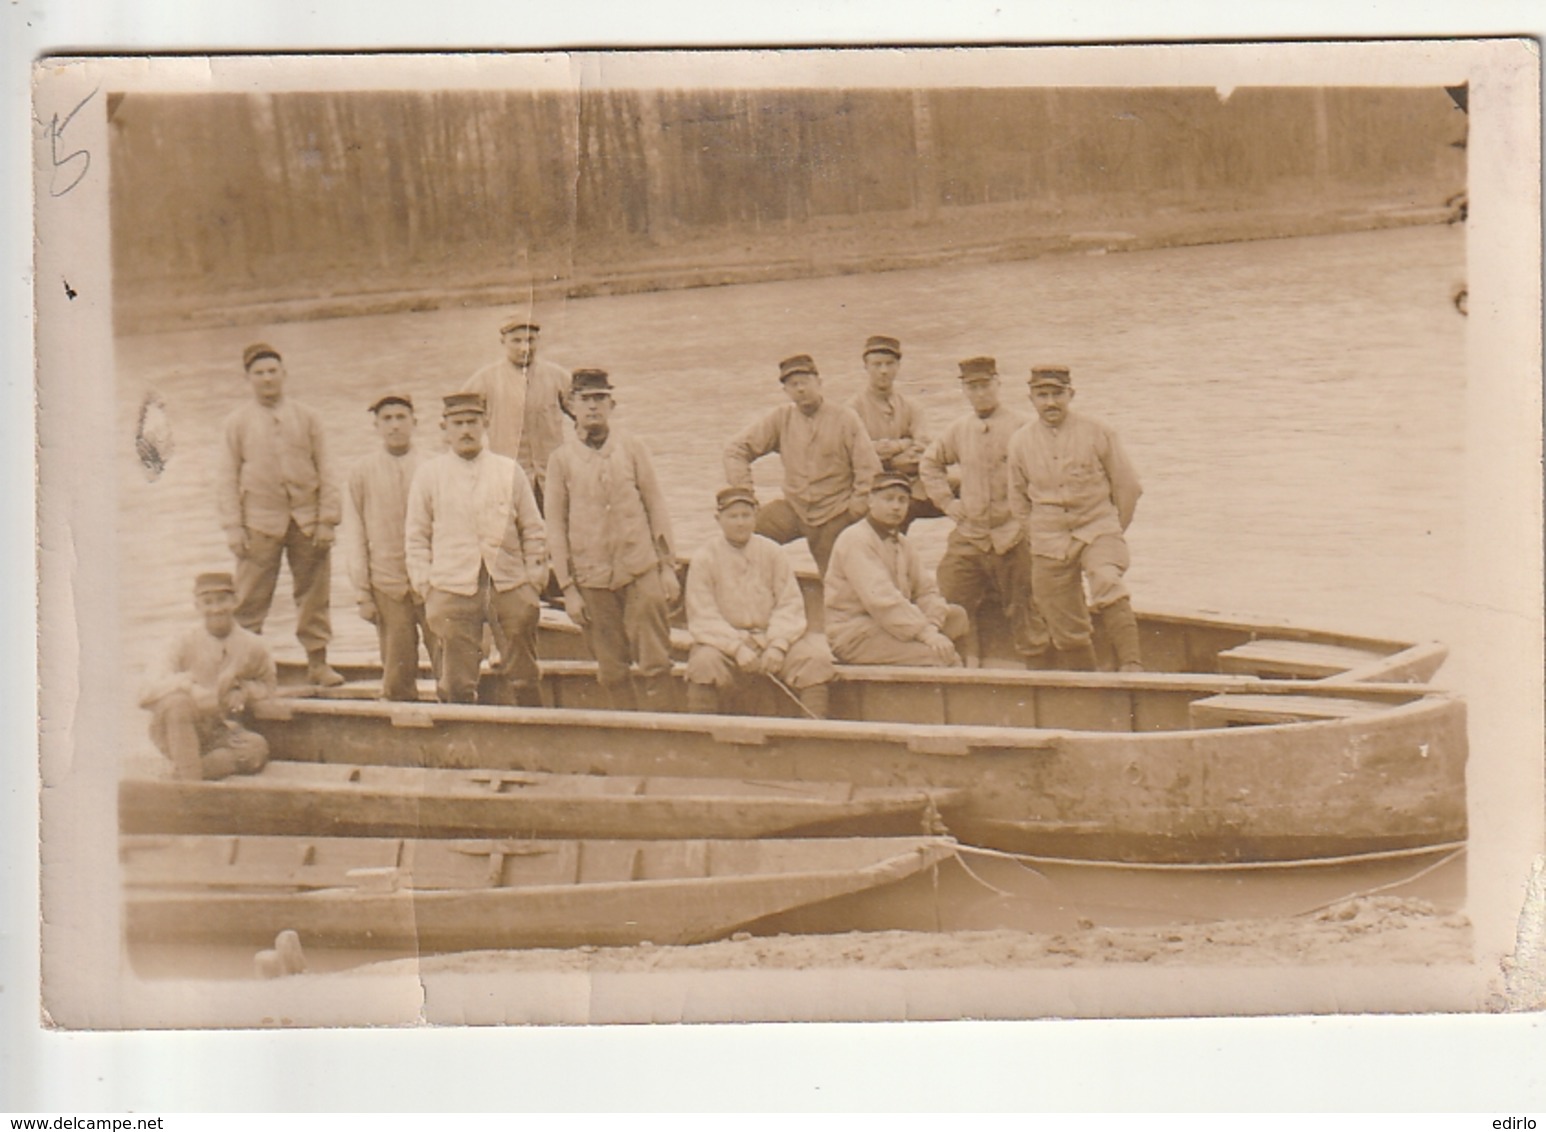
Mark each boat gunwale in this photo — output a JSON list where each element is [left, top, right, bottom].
[[253, 681, 1464, 749]]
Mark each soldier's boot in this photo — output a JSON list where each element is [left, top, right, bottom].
[[797, 683, 830, 720], [306, 649, 345, 688], [1052, 642, 1098, 671], [637, 673, 677, 713], [1098, 598, 1144, 672], [601, 678, 638, 712], [685, 683, 720, 715]]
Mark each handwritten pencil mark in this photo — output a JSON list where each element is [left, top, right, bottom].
[[63, 280, 77, 300], [46, 86, 98, 198]]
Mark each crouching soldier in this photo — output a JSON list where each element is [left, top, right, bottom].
[[138, 572, 275, 781], [824, 473, 971, 667], [685, 486, 837, 719]]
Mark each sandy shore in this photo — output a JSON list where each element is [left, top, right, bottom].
[[350, 897, 1472, 976]]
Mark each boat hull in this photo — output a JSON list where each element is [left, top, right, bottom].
[[249, 680, 1468, 864], [122, 834, 958, 951]]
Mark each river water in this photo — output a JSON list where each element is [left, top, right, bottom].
[[114, 223, 1467, 683]]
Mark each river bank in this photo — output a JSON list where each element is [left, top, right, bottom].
[[115, 190, 1456, 334]]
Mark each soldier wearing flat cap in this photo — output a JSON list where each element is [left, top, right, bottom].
[[849, 335, 943, 531], [216, 343, 343, 687], [138, 572, 276, 781], [341, 393, 440, 701], [723, 354, 883, 576], [1007, 365, 1144, 671], [405, 392, 547, 706], [684, 486, 837, 718], [920, 357, 1052, 668], [824, 473, 971, 667], [545, 370, 680, 712], [460, 313, 573, 508]]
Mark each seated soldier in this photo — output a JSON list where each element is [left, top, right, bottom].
[[685, 486, 837, 719], [138, 571, 276, 781], [823, 473, 971, 667]]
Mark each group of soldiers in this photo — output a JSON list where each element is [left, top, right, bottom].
[[139, 315, 1143, 783]]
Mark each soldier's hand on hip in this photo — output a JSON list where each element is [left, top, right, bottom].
[[312, 524, 335, 550], [226, 529, 248, 559], [562, 586, 589, 629], [357, 595, 378, 624]]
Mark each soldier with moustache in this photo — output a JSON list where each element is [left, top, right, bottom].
[[1007, 364, 1144, 671], [405, 393, 548, 706]]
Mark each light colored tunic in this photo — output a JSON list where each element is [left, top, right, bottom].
[[824, 518, 950, 644], [461, 357, 573, 486], [1007, 410, 1142, 560], [920, 405, 1031, 554], [405, 449, 547, 597], [850, 388, 929, 450], [342, 448, 423, 601], [139, 623, 276, 711], [545, 429, 675, 592], [686, 533, 808, 657], [723, 401, 882, 526], [216, 398, 340, 539]]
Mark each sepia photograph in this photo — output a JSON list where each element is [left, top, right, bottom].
[[31, 41, 1543, 1038]]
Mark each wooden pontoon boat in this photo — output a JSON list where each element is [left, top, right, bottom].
[[121, 833, 958, 951]]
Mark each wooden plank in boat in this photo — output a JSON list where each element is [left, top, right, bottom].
[[1216, 638, 1388, 679], [1189, 693, 1389, 728]]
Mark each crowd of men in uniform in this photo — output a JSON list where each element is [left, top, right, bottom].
[[140, 315, 1142, 783]]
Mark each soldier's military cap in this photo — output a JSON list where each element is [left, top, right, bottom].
[[958, 356, 998, 381], [499, 315, 540, 335], [571, 369, 614, 395], [862, 335, 902, 359], [778, 355, 819, 383], [242, 343, 282, 370], [368, 393, 414, 414], [872, 472, 913, 494], [441, 392, 487, 417], [1029, 365, 1073, 388], [715, 486, 759, 511], [194, 571, 237, 596]]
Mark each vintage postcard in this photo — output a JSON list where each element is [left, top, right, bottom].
[[32, 41, 1543, 1031]]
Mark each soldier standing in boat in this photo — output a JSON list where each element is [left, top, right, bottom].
[[920, 356, 1052, 668], [848, 335, 941, 531], [341, 393, 439, 702], [460, 314, 573, 510], [138, 572, 276, 781], [684, 486, 838, 719], [723, 354, 883, 576], [545, 369, 680, 712], [215, 343, 344, 688], [1007, 364, 1144, 672], [405, 393, 548, 706], [824, 472, 971, 667]]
